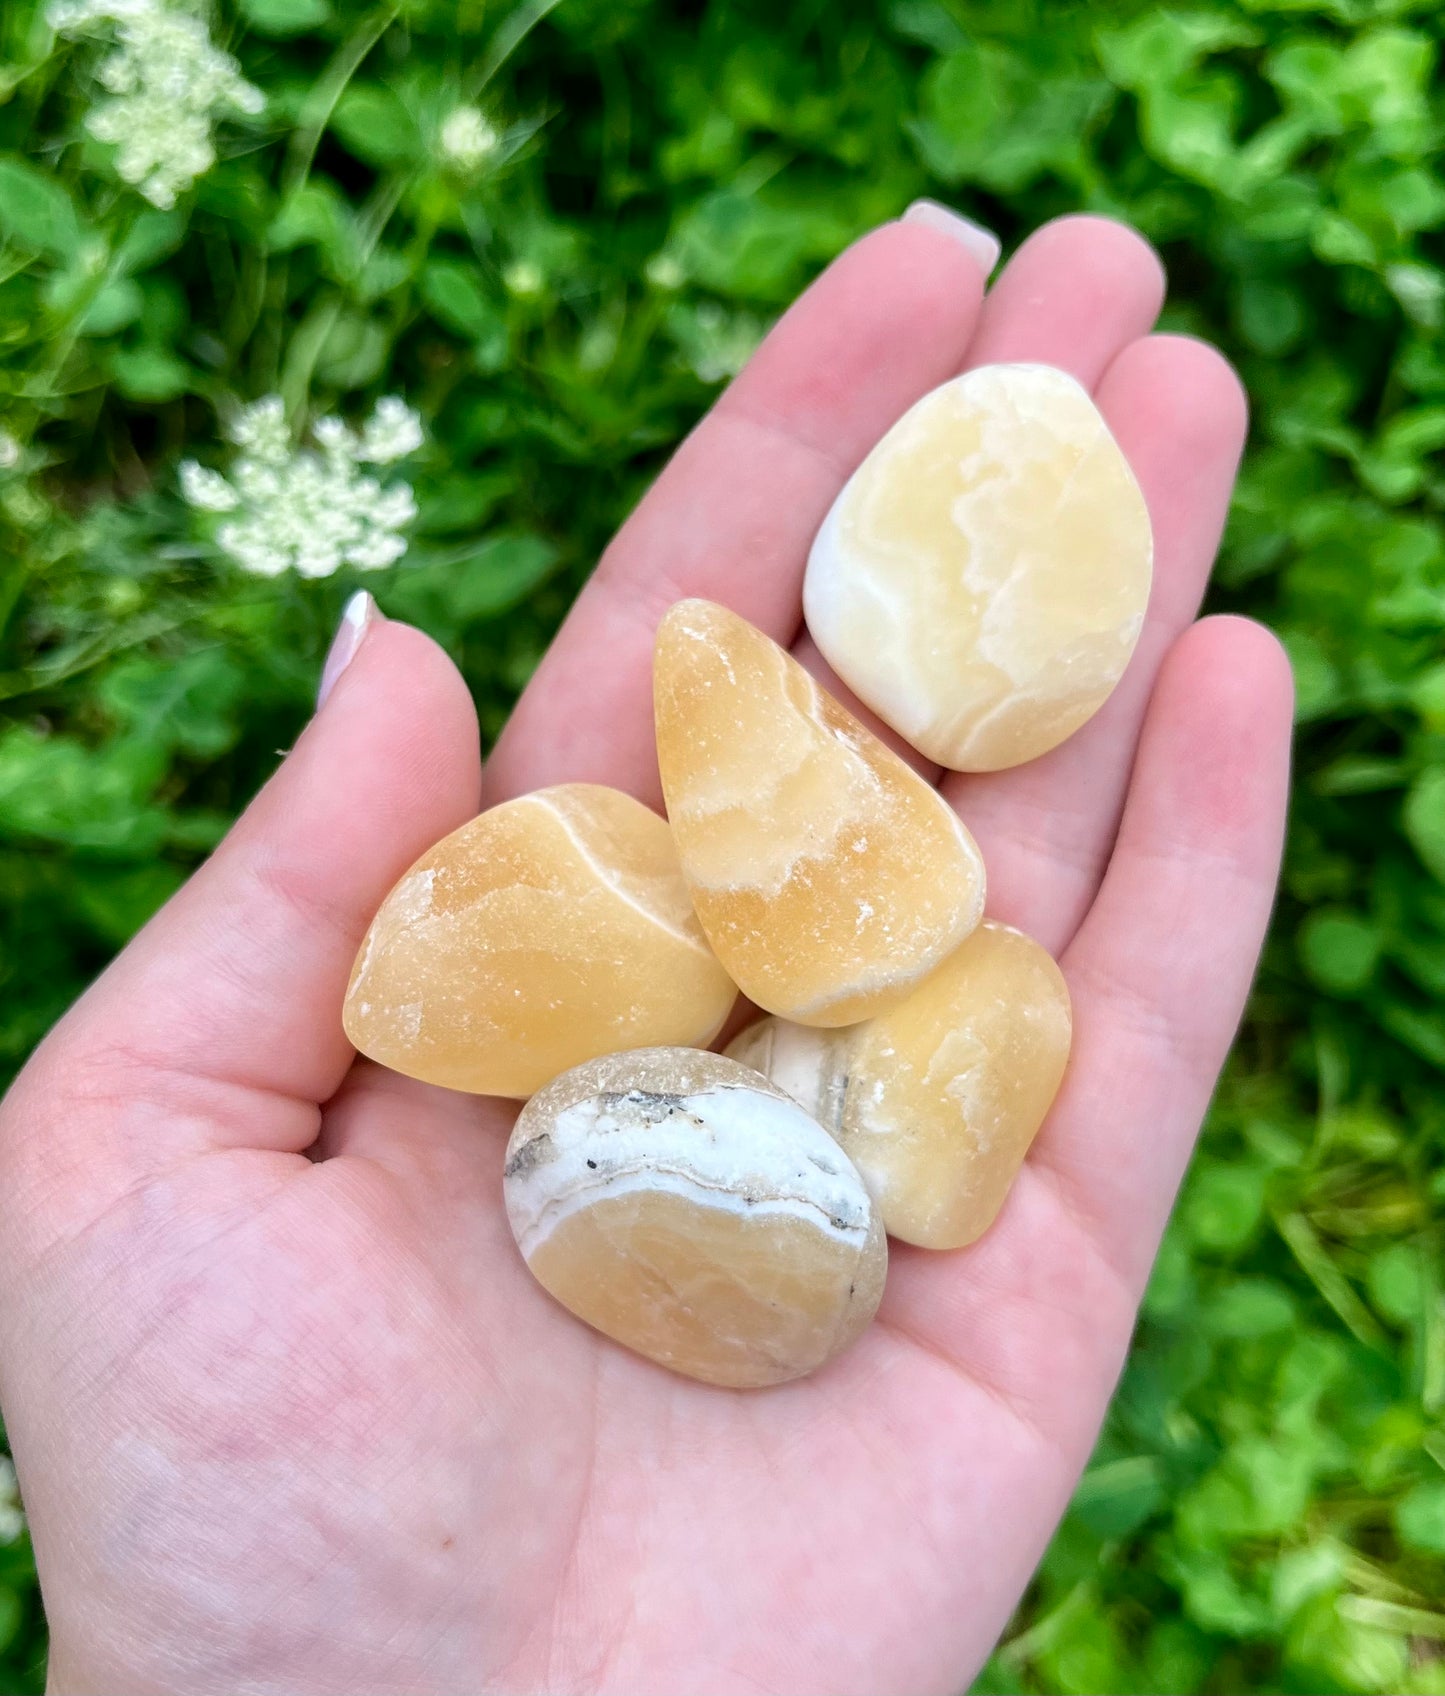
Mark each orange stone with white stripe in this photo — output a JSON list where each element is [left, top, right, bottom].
[[344, 784, 737, 1098], [727, 920, 1072, 1249], [654, 599, 986, 1027]]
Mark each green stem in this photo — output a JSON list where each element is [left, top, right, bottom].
[[282, 5, 401, 200], [467, 0, 567, 98]]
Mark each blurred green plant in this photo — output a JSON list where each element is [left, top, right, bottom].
[[1, 1, 1443, 1692]]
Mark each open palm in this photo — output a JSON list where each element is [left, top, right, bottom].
[[0, 214, 1292, 1696]]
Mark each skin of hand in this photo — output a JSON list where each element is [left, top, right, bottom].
[[0, 213, 1293, 1696]]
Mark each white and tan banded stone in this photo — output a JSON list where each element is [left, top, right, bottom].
[[503, 1048, 887, 1387], [727, 921, 1072, 1249], [804, 363, 1153, 772], [654, 599, 985, 1027]]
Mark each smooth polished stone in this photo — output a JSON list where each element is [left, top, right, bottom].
[[727, 920, 1072, 1249], [805, 363, 1153, 772], [503, 1048, 887, 1387], [653, 598, 985, 1027], [344, 784, 736, 1099]]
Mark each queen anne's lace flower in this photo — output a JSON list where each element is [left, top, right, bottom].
[[50, 0, 263, 209], [227, 393, 290, 464], [178, 460, 237, 511], [438, 105, 499, 173], [181, 396, 423, 579], [0, 1456, 23, 1545], [358, 396, 425, 463]]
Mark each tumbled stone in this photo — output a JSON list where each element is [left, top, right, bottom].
[[804, 363, 1153, 772], [503, 1048, 887, 1387], [344, 784, 736, 1099], [653, 599, 985, 1027], [726, 920, 1071, 1249]]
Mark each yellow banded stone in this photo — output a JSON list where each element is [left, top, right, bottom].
[[804, 363, 1153, 772], [344, 784, 736, 1099], [653, 598, 985, 1027], [727, 920, 1072, 1249]]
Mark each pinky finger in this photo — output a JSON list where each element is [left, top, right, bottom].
[[1040, 616, 1294, 1295]]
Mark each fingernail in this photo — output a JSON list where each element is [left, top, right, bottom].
[[902, 200, 1002, 277], [318, 591, 380, 709]]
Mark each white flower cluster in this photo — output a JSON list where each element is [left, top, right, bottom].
[[0, 430, 21, 472], [0, 1455, 23, 1544], [438, 105, 499, 174], [671, 302, 765, 384], [49, 0, 263, 210], [181, 396, 423, 578]]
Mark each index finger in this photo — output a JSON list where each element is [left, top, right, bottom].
[[482, 217, 991, 808]]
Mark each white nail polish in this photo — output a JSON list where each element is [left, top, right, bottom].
[[902, 200, 1002, 277], [318, 590, 379, 708]]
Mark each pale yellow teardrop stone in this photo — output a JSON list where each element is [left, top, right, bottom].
[[344, 785, 736, 1099], [726, 921, 1072, 1249], [503, 1048, 887, 1388], [804, 363, 1153, 772], [653, 599, 985, 1028]]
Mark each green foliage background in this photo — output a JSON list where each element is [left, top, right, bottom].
[[2, 0, 1444, 1689]]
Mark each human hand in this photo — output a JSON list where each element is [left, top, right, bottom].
[[0, 212, 1292, 1696]]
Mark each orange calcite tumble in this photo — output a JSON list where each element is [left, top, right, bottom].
[[727, 920, 1072, 1249], [503, 1048, 887, 1387], [805, 363, 1154, 772], [653, 599, 985, 1027], [344, 785, 736, 1099]]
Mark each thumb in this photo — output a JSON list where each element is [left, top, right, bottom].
[[4, 594, 481, 1191]]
